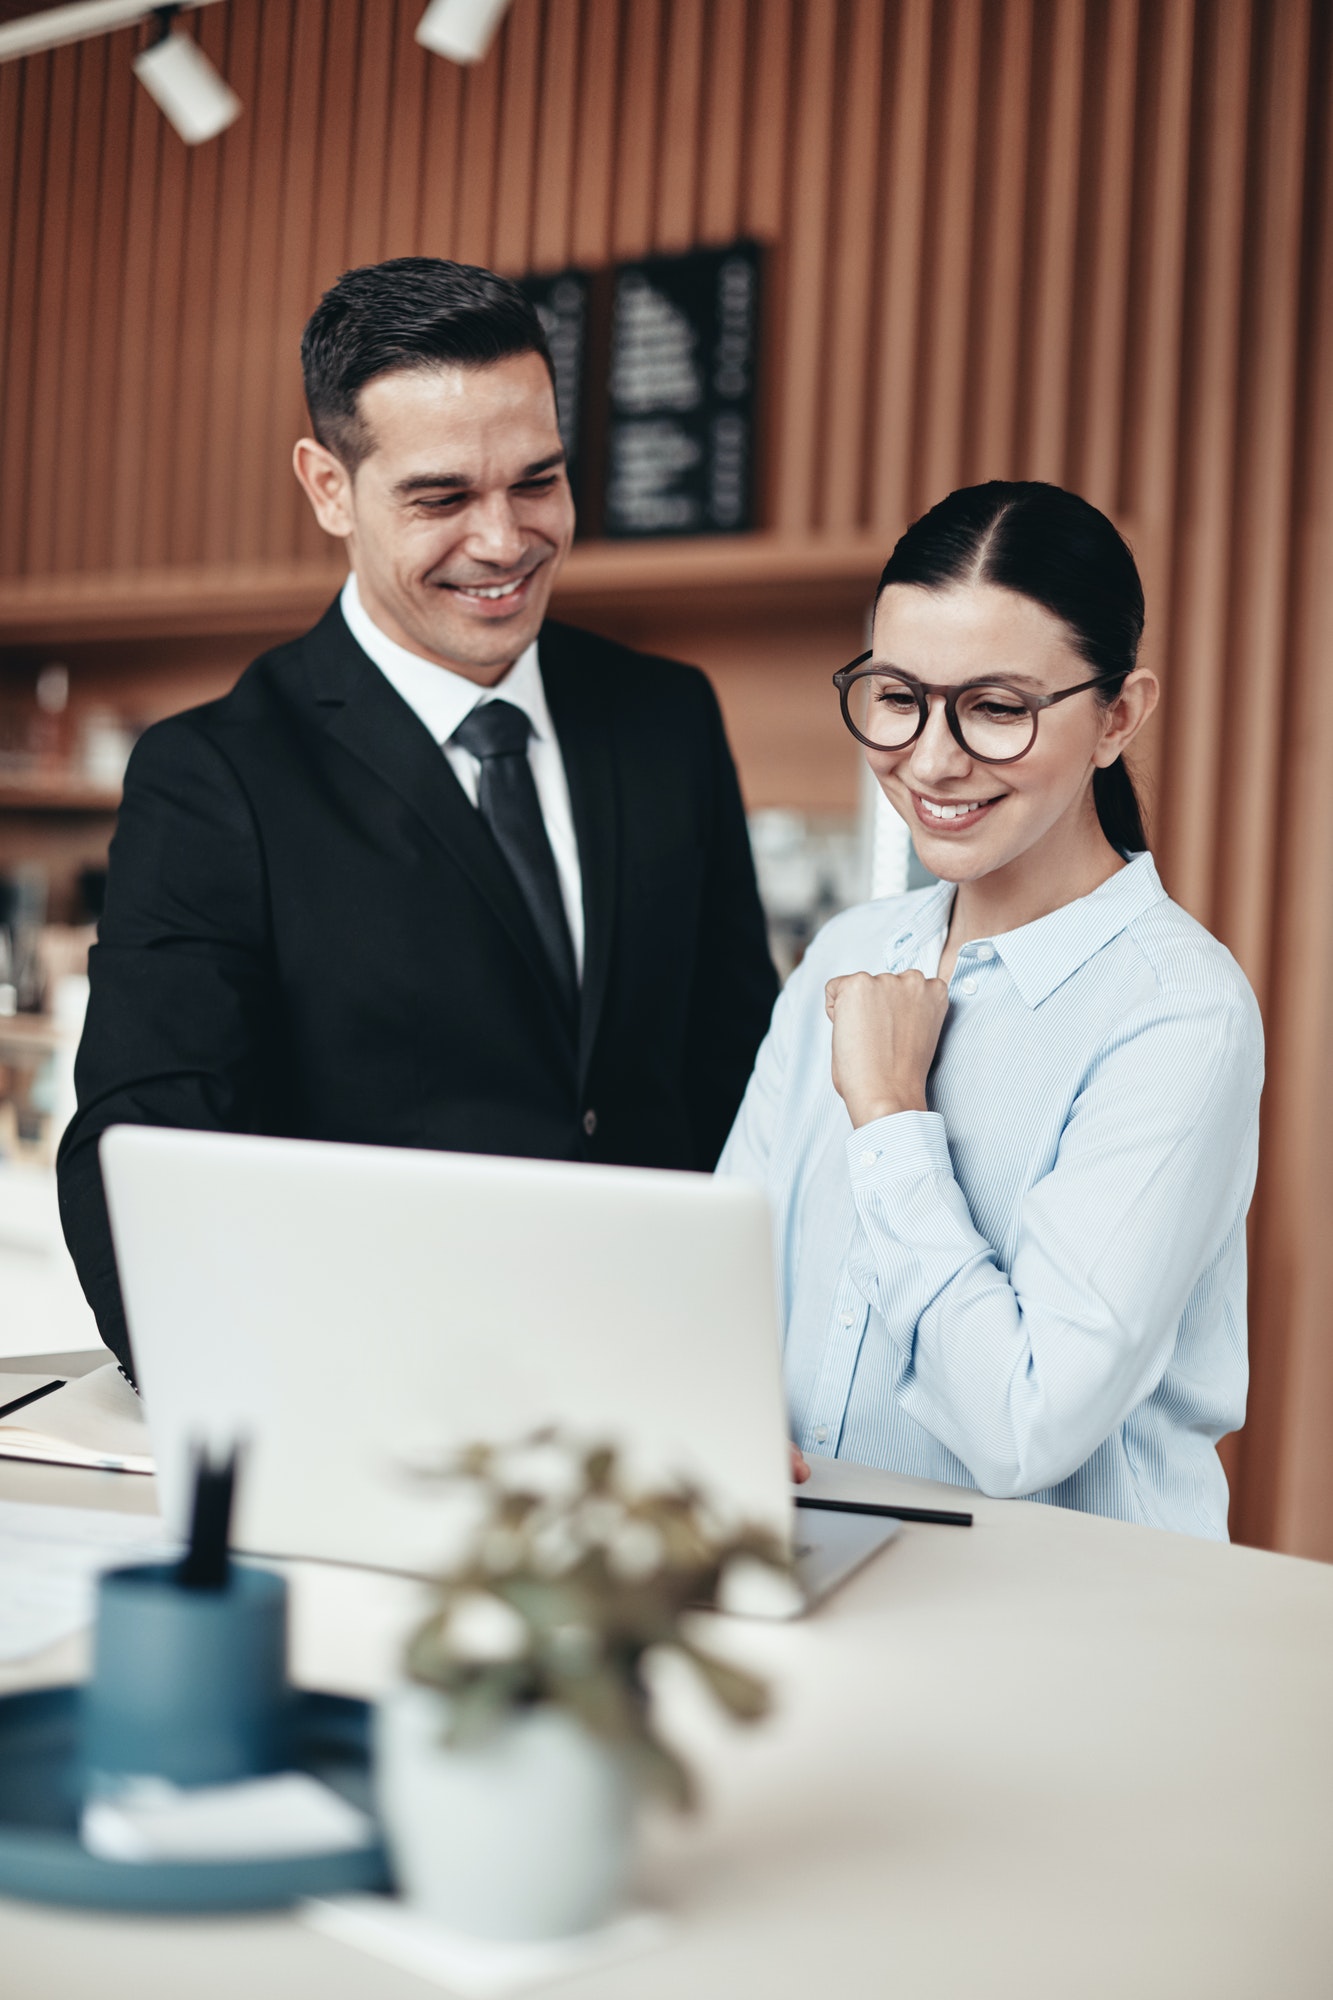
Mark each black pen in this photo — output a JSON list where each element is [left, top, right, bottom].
[[176, 1446, 239, 1590], [0, 1378, 66, 1423], [796, 1493, 973, 1527]]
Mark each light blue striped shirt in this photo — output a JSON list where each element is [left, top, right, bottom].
[[718, 853, 1263, 1538]]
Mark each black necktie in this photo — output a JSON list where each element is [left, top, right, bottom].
[[451, 699, 578, 1017]]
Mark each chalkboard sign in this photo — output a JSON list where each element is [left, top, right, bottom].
[[519, 268, 592, 508], [603, 241, 762, 538]]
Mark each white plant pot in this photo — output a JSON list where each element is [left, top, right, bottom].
[[374, 1683, 636, 1940]]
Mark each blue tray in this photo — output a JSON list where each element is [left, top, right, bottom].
[[0, 1685, 391, 1911]]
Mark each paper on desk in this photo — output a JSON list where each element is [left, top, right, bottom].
[[83, 1772, 376, 1863], [0, 1498, 171, 1662], [0, 1362, 153, 1474], [304, 1896, 669, 1999]]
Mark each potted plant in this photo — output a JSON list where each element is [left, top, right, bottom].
[[374, 1431, 793, 1941]]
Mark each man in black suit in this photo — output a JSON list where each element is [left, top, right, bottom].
[[58, 258, 778, 1375]]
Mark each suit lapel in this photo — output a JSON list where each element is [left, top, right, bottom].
[[302, 603, 573, 1036], [540, 623, 619, 1084]]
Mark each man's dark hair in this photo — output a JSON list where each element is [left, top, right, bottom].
[[300, 257, 556, 472]]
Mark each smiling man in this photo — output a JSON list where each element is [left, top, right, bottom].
[[58, 258, 777, 1376]]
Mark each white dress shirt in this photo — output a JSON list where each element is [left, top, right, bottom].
[[340, 573, 584, 978], [718, 854, 1264, 1538]]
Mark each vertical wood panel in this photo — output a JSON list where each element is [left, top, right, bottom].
[[1159, 0, 1249, 922], [821, 0, 884, 531], [698, 0, 748, 243], [1074, 0, 1138, 511], [742, 0, 793, 240], [869, 0, 933, 535], [382, 0, 429, 260], [1118, 0, 1194, 823], [774, 0, 839, 533], [25, 41, 78, 572], [106, 66, 166, 569], [1240, 0, 1333, 1555], [416, 18, 464, 268], [530, 0, 581, 269], [611, 0, 662, 255], [1021, 0, 1084, 478], [1214, 0, 1310, 999], [968, 0, 1032, 481], [0, 59, 22, 407], [569, 0, 621, 266], [135, 74, 192, 569], [165, 9, 223, 565], [50, 40, 109, 572], [267, 0, 331, 560], [454, 29, 504, 264], [656, 0, 706, 249], [491, 0, 543, 271], [0, 54, 49, 575], [27, 40, 85, 575], [76, 31, 136, 573], [230, 2, 300, 563], [343, 0, 397, 270], [918, 0, 982, 504], [196, 3, 262, 564]]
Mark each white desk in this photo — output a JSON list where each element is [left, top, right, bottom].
[[2, 1421, 1332, 1999]]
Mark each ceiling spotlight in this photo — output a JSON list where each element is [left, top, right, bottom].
[[132, 7, 240, 145], [416, 0, 515, 65]]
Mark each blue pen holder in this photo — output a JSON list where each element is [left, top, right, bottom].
[[79, 1562, 295, 1791]]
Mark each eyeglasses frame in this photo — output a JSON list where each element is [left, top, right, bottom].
[[831, 652, 1111, 766]]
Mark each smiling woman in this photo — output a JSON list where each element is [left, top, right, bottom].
[[720, 482, 1264, 1539]]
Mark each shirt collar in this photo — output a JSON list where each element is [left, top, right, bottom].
[[883, 852, 1167, 1007], [340, 573, 547, 748]]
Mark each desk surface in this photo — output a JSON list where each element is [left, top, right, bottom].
[[2, 1426, 1332, 2000]]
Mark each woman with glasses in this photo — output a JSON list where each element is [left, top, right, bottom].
[[720, 481, 1262, 1536]]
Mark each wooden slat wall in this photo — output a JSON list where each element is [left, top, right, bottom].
[[2, 0, 1331, 1559]]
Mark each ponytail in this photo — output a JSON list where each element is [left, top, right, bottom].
[[1093, 756, 1147, 856]]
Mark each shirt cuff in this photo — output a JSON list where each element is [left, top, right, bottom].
[[846, 1110, 953, 1184]]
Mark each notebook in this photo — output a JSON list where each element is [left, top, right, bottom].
[[0, 1362, 154, 1475]]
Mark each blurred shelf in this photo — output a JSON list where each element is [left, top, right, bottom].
[[0, 561, 348, 646], [0, 776, 121, 813], [0, 535, 890, 646], [0, 1014, 62, 1057]]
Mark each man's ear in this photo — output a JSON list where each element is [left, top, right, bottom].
[[1093, 667, 1159, 768], [293, 437, 355, 540]]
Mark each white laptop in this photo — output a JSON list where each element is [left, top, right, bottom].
[[99, 1126, 898, 1610]]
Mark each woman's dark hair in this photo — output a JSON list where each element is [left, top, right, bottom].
[[876, 480, 1148, 854], [300, 257, 555, 472]]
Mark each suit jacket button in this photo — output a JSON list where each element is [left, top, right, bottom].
[[582, 1109, 597, 1137]]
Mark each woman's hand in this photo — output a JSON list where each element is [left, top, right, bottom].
[[825, 970, 949, 1127], [790, 1442, 811, 1483]]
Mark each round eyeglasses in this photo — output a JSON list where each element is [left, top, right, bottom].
[[832, 653, 1109, 765]]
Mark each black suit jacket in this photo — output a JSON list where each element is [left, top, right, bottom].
[[57, 605, 778, 1373]]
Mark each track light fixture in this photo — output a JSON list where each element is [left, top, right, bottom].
[[132, 6, 240, 144], [416, 0, 515, 66], [0, 1, 238, 148]]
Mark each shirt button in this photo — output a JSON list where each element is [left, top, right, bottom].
[[975, 944, 995, 961], [840, 1312, 855, 1327], [812, 1426, 829, 1443], [958, 976, 977, 995], [582, 1109, 597, 1136], [858, 1148, 878, 1166]]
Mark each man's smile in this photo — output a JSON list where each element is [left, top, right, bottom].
[[430, 559, 548, 615]]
